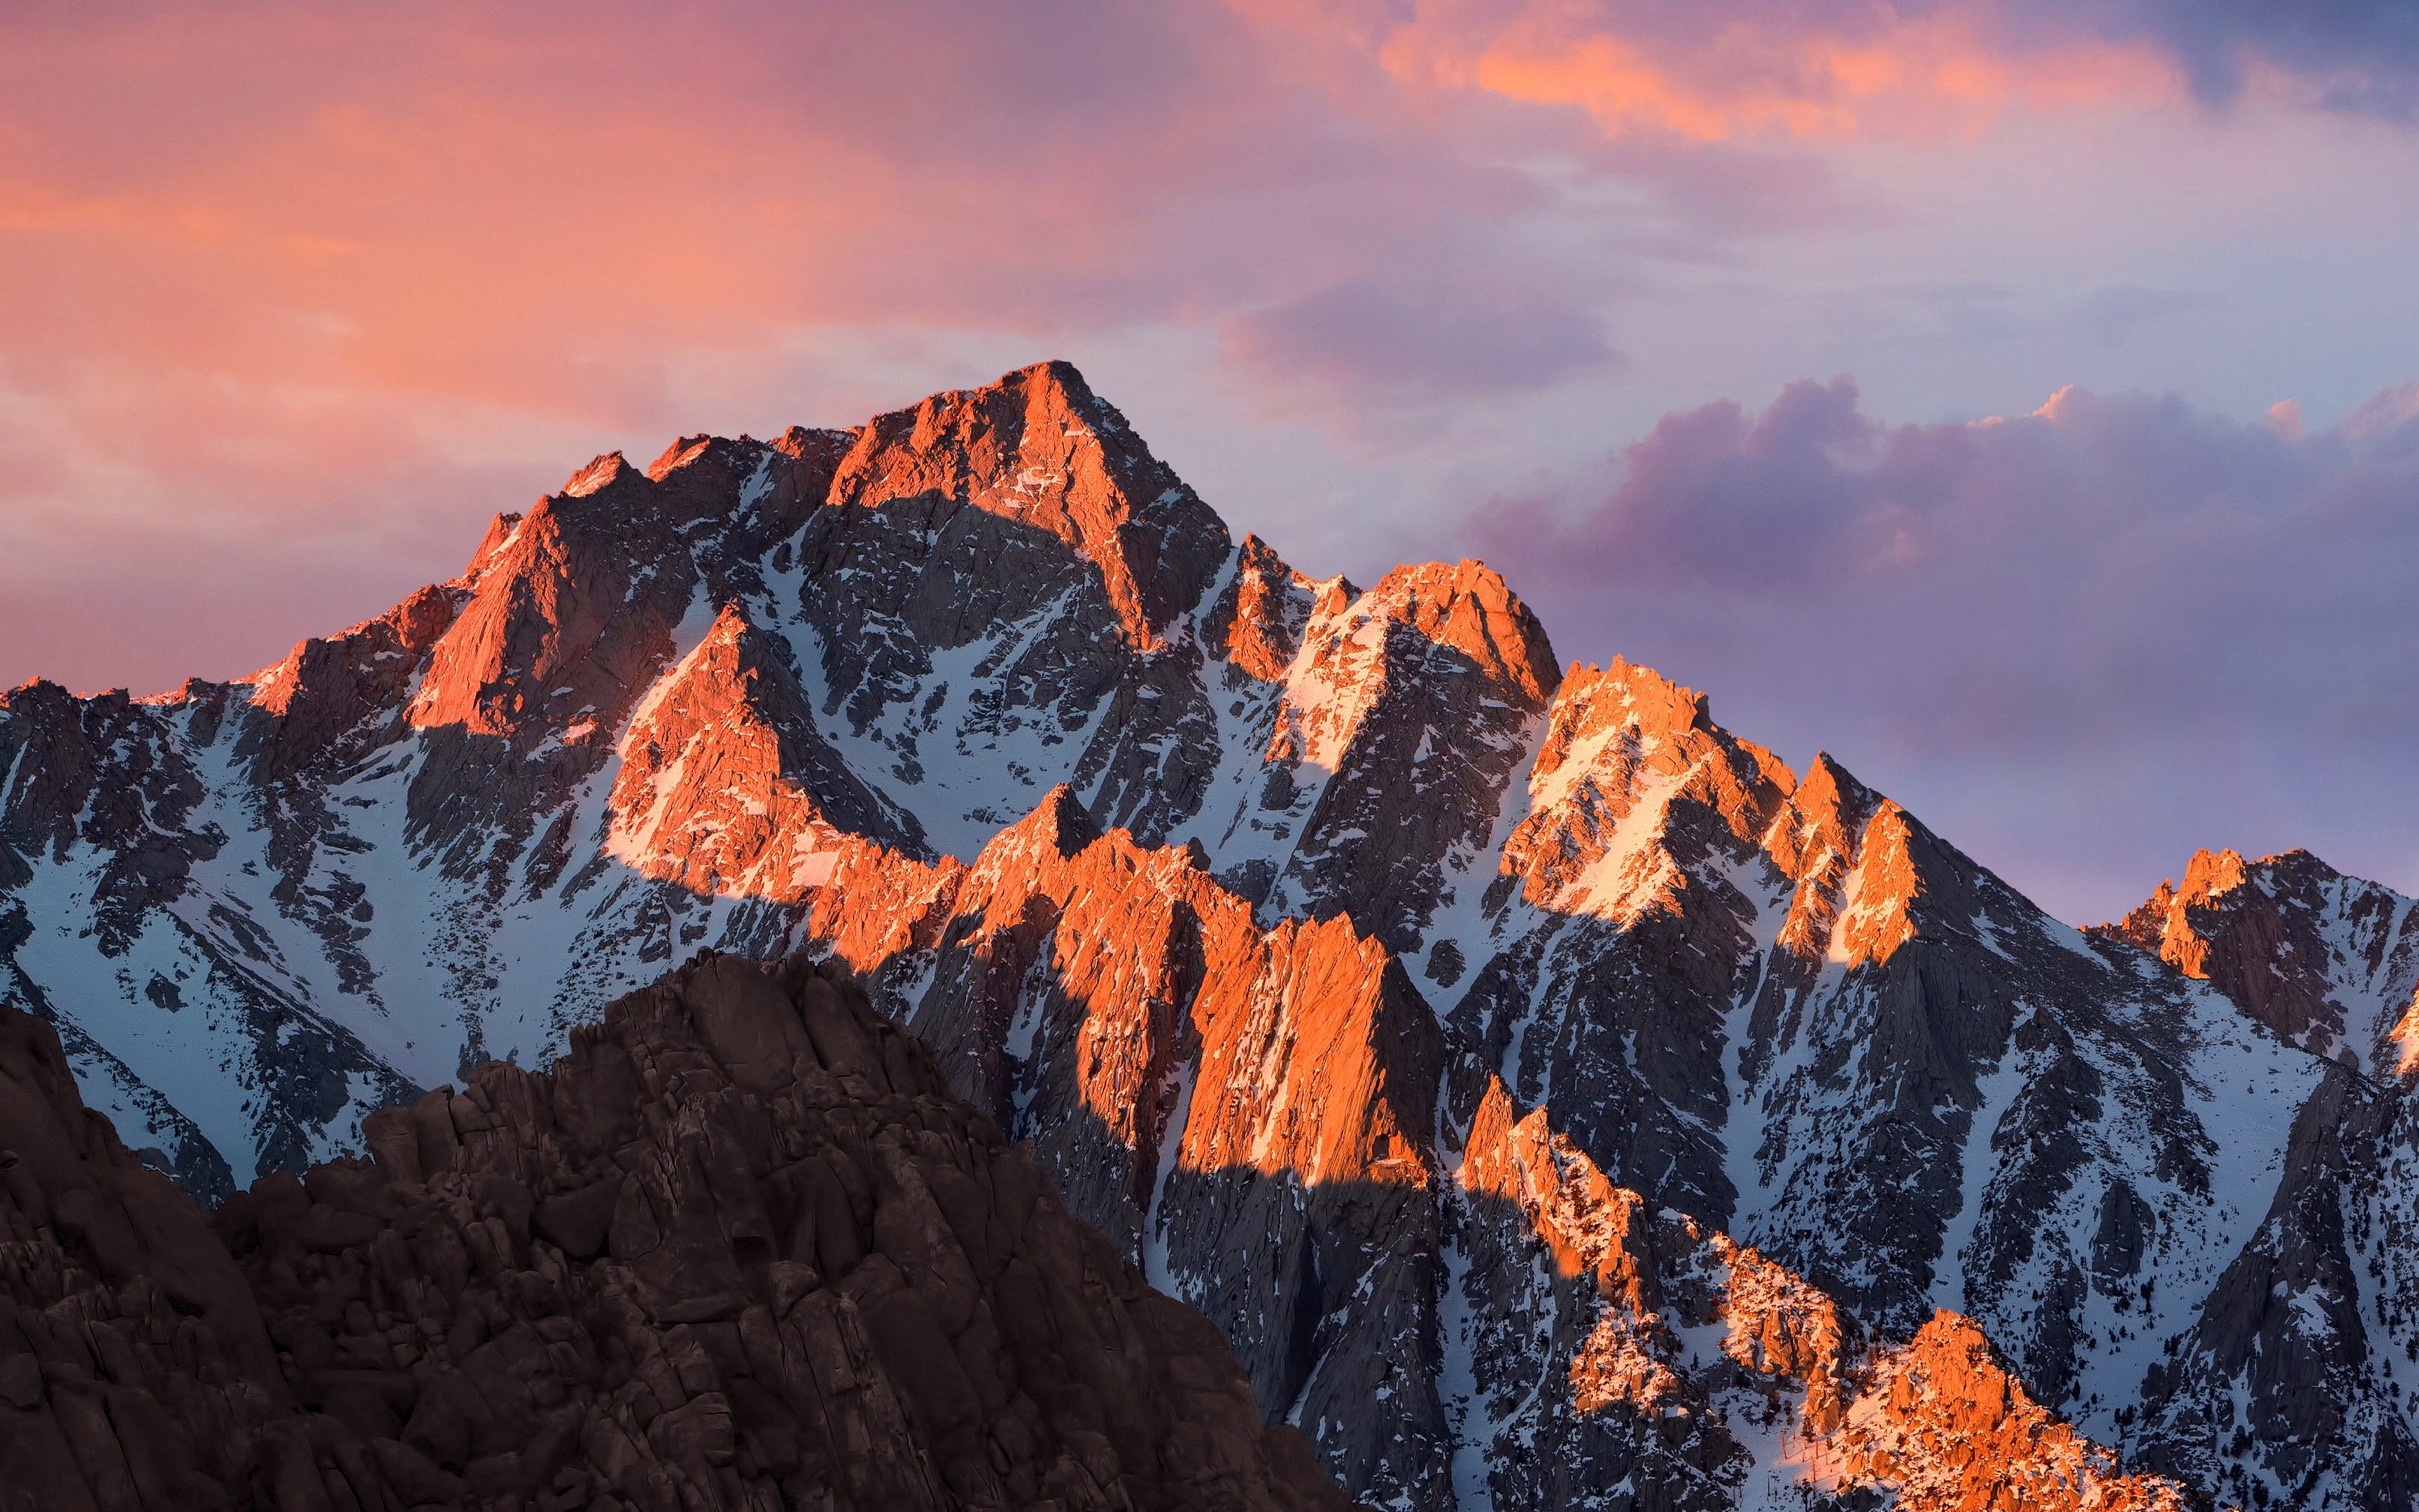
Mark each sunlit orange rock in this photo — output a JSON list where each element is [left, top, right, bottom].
[[823, 360, 1220, 649], [1203, 533, 1318, 683], [1834, 1313, 2192, 1512], [605, 605, 903, 902]]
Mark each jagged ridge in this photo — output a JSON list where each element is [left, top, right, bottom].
[[2, 359, 2405, 1510]]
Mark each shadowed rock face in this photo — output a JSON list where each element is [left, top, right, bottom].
[[2112, 846, 2419, 1077], [2133, 1066, 2419, 1512], [0, 359, 2403, 1509], [0, 955, 1356, 1512], [2106, 848, 2419, 1511]]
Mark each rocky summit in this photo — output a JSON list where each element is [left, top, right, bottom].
[[1, 360, 2413, 1509]]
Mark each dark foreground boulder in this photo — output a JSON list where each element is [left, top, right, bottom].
[[0, 951, 1356, 1512]]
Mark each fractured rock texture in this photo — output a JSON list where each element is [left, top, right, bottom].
[[2108, 847, 2419, 1511]]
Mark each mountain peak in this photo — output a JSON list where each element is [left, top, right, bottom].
[[561, 449, 630, 497], [241, 584, 462, 779], [1358, 557, 1561, 708], [1781, 748, 1881, 858], [2179, 845, 2251, 899], [1205, 532, 1318, 681], [825, 361, 1229, 647], [2112, 843, 2419, 1071], [770, 422, 856, 467], [1562, 655, 1713, 739], [2113, 846, 2268, 974], [643, 432, 721, 480], [989, 783, 1103, 863]]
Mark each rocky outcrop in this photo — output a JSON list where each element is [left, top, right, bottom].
[[0, 1001, 292, 1509], [1830, 1313, 2189, 1512], [2101, 849, 2419, 1508], [244, 585, 463, 783], [0, 954, 1356, 1512], [603, 604, 921, 901], [1439, 1076, 2192, 1512]]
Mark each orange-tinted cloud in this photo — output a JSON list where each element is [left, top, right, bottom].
[[1367, 5, 2183, 142]]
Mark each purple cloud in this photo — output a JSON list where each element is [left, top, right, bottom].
[[1476, 375, 2419, 920], [2102, 0, 2419, 114], [1221, 278, 1620, 406]]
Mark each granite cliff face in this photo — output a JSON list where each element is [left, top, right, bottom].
[[0, 360, 2401, 1509], [0, 953, 1355, 1511]]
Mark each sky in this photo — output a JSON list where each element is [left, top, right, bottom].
[[3, 0, 2417, 923]]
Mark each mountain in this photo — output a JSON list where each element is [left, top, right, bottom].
[[0, 359, 2405, 1509], [0, 952, 1354, 1512], [2107, 850, 2419, 1509]]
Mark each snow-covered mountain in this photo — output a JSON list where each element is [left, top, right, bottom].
[[2, 361, 2408, 1510], [2107, 850, 2419, 1507]]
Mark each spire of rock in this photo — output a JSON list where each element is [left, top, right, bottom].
[[1203, 533, 1316, 682]]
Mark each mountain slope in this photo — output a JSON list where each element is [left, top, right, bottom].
[[2109, 849, 2419, 1509], [0, 360, 2394, 1509]]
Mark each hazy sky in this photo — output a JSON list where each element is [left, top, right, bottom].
[[4, 1, 2417, 922]]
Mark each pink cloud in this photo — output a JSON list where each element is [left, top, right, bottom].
[[1296, 1, 2188, 145], [1343, 1, 2419, 140], [0, 2, 1474, 687]]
